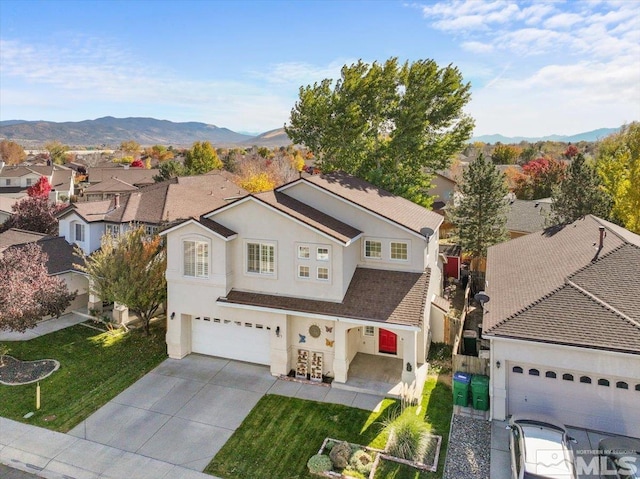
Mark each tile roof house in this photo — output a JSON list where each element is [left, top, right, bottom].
[[0, 228, 88, 314], [161, 172, 445, 392], [57, 172, 246, 255], [484, 215, 640, 437]]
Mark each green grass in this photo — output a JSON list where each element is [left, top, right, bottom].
[[206, 375, 452, 479], [0, 323, 167, 432]]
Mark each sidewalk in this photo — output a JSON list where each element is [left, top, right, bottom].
[[0, 417, 218, 479], [0, 312, 89, 342]]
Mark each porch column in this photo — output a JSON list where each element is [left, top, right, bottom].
[[167, 313, 192, 359], [87, 278, 102, 313], [400, 330, 418, 385], [332, 321, 350, 383]]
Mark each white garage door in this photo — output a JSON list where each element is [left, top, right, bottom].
[[508, 362, 640, 437], [192, 317, 271, 365]]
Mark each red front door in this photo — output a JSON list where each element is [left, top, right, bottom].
[[379, 329, 397, 355]]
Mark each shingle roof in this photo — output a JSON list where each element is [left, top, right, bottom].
[[50, 168, 74, 190], [299, 172, 443, 237], [484, 215, 640, 354], [221, 267, 431, 327], [62, 173, 247, 225], [198, 217, 237, 239], [0, 228, 82, 274], [253, 191, 361, 244], [505, 198, 551, 234], [0, 165, 54, 178], [83, 177, 138, 193], [439, 243, 462, 257], [87, 167, 159, 185]]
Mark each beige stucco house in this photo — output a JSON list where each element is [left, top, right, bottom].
[[484, 215, 640, 437], [161, 172, 445, 387]]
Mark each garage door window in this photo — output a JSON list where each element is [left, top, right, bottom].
[[545, 371, 556, 379], [184, 240, 209, 278], [563, 373, 574, 381], [512, 366, 523, 373], [597, 379, 609, 387], [616, 381, 628, 389], [636, 384, 640, 391], [580, 376, 591, 384], [528, 369, 540, 376]]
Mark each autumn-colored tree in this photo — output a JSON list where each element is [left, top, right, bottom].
[[77, 226, 166, 335], [130, 159, 144, 168], [0, 243, 76, 332], [120, 140, 141, 157], [44, 141, 69, 165], [119, 156, 134, 165], [145, 158, 152, 169], [184, 141, 223, 175], [27, 176, 52, 198], [491, 143, 521, 165], [595, 122, 640, 233], [551, 154, 612, 224], [144, 145, 174, 162], [514, 157, 566, 199], [291, 151, 305, 172], [0, 197, 66, 235], [0, 140, 27, 165], [239, 172, 276, 193], [563, 144, 579, 159]]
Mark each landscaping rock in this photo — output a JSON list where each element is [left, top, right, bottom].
[[443, 414, 491, 479]]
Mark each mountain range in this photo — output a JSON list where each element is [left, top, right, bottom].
[[0, 117, 620, 148]]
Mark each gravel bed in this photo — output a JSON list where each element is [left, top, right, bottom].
[[443, 414, 491, 479], [0, 356, 60, 385]]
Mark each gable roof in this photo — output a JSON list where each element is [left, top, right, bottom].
[[220, 267, 430, 328], [83, 177, 138, 193], [0, 228, 82, 274], [252, 191, 362, 245], [484, 215, 640, 354], [59, 173, 247, 225], [159, 216, 237, 240], [87, 167, 159, 185], [505, 198, 551, 234], [0, 165, 54, 178], [280, 172, 442, 237]]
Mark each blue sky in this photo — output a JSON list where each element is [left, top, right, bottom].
[[1, 0, 639, 137]]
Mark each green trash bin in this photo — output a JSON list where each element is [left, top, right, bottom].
[[471, 374, 490, 411], [453, 371, 472, 407]]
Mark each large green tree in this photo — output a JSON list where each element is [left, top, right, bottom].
[[77, 226, 166, 335], [184, 141, 223, 175], [44, 141, 69, 165], [551, 154, 612, 224], [285, 58, 474, 206], [596, 122, 640, 233], [448, 154, 509, 260]]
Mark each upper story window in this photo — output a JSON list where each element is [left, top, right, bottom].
[[145, 225, 158, 235], [316, 247, 329, 261], [390, 242, 408, 261], [365, 240, 382, 259], [298, 265, 310, 278], [247, 242, 275, 275], [184, 240, 209, 278], [106, 224, 120, 237], [26, 178, 33, 186], [298, 245, 310, 259], [74, 223, 85, 242], [317, 267, 329, 280], [4, 179, 11, 186]]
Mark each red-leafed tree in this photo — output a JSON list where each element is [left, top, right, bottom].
[[0, 197, 67, 235], [564, 144, 579, 159], [514, 157, 566, 199], [27, 176, 52, 198], [130, 159, 144, 168], [0, 243, 76, 332]]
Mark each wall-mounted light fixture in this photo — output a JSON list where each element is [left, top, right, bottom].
[[275, 326, 281, 338], [496, 360, 501, 369], [406, 362, 412, 372], [170, 312, 175, 320]]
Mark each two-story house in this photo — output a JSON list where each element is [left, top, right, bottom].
[[161, 172, 445, 388], [0, 163, 75, 202]]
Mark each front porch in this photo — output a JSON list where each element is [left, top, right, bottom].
[[332, 352, 429, 402]]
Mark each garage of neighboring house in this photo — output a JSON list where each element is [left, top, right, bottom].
[[507, 361, 640, 436], [191, 315, 271, 365]]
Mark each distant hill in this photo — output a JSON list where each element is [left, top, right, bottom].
[[0, 117, 292, 148], [471, 127, 621, 144]]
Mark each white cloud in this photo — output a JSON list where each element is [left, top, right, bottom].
[[543, 12, 583, 29], [461, 41, 494, 53]]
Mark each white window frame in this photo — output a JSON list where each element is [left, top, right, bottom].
[[364, 239, 382, 259], [298, 245, 310, 259], [246, 241, 276, 276], [316, 247, 330, 261], [390, 241, 409, 261], [106, 224, 120, 237], [364, 326, 375, 337], [317, 266, 329, 281], [26, 178, 33, 186], [145, 225, 158, 235], [298, 265, 310, 279], [74, 223, 85, 242], [183, 239, 209, 278]]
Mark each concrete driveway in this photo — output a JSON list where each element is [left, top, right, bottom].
[[69, 355, 277, 471]]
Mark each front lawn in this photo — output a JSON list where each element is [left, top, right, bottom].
[[206, 375, 452, 479], [0, 322, 167, 432]]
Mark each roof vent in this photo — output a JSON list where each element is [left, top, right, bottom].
[[598, 226, 606, 250]]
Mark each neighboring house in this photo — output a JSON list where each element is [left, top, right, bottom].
[[484, 215, 640, 437], [439, 243, 462, 281], [428, 171, 457, 213], [80, 177, 140, 202], [505, 198, 551, 238], [86, 166, 159, 188], [0, 163, 75, 202], [0, 228, 88, 314], [161, 172, 446, 388], [57, 172, 247, 256], [0, 196, 19, 224]]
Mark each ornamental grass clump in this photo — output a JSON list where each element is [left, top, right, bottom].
[[385, 413, 432, 462], [349, 449, 374, 476]]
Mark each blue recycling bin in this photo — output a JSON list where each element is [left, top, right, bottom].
[[453, 371, 472, 407]]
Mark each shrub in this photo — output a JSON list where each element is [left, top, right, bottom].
[[324, 439, 336, 452], [307, 454, 333, 474], [385, 414, 431, 462], [349, 449, 374, 475], [329, 440, 352, 469]]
